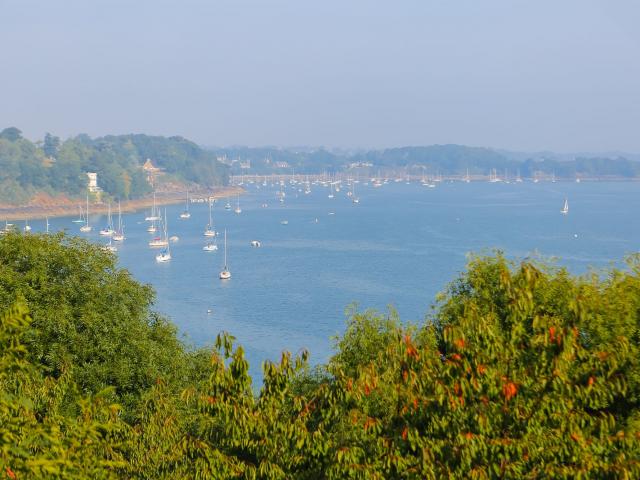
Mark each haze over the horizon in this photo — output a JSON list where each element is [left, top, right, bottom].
[[1, 0, 639, 153]]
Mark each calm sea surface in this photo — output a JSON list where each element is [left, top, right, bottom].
[[35, 181, 640, 380]]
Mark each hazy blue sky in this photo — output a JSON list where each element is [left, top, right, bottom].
[[1, 0, 639, 152]]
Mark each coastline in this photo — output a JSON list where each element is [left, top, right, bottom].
[[0, 186, 244, 221]]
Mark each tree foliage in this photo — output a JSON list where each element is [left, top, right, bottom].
[[1, 235, 639, 478], [0, 128, 228, 203]]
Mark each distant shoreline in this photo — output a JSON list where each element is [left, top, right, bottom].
[[0, 186, 243, 221]]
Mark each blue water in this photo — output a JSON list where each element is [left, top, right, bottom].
[[34, 181, 640, 380]]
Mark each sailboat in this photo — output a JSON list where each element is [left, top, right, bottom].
[[145, 192, 160, 221], [103, 237, 117, 252], [23, 219, 31, 232], [99, 203, 115, 236], [464, 168, 471, 183], [203, 241, 218, 251], [112, 201, 125, 242], [561, 198, 569, 215], [204, 200, 216, 237], [80, 194, 92, 232], [234, 195, 242, 214], [351, 182, 359, 204], [72, 204, 84, 223], [328, 182, 334, 199], [219, 229, 231, 279], [155, 210, 171, 262], [179, 190, 191, 219], [45, 217, 50, 234]]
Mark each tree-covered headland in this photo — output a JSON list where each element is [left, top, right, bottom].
[[0, 127, 229, 204], [1, 232, 639, 478]]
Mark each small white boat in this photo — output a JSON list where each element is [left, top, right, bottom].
[[234, 195, 242, 214], [145, 192, 160, 221], [561, 198, 569, 215], [112, 202, 125, 241], [225, 202, 231, 210], [155, 210, 171, 262], [219, 230, 231, 279], [170, 235, 179, 242], [280, 220, 288, 225], [72, 204, 85, 223], [99, 203, 115, 236], [147, 225, 157, 233], [149, 237, 168, 248], [155, 249, 171, 262], [23, 220, 31, 232], [203, 243, 218, 252], [204, 200, 217, 237], [250, 240, 261, 247], [80, 194, 92, 232], [102, 238, 117, 252], [179, 190, 191, 219]]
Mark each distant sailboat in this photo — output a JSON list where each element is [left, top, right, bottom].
[[204, 200, 216, 237], [155, 210, 171, 262], [80, 194, 92, 232], [103, 238, 117, 253], [234, 195, 242, 214], [72, 204, 84, 223], [561, 198, 569, 215], [23, 219, 31, 232], [112, 201, 125, 242], [99, 203, 115, 236], [203, 242, 218, 252], [145, 192, 160, 222], [180, 190, 191, 219], [45, 217, 50, 234], [219, 229, 231, 279]]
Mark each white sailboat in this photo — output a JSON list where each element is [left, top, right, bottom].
[[80, 194, 92, 232], [234, 195, 242, 214], [99, 203, 115, 236], [204, 200, 216, 237], [145, 192, 160, 221], [203, 242, 218, 251], [155, 210, 171, 262], [23, 219, 31, 232], [179, 190, 191, 219], [102, 238, 117, 252], [112, 201, 125, 242], [72, 204, 84, 223], [45, 217, 50, 234], [561, 198, 569, 215], [219, 229, 231, 279]]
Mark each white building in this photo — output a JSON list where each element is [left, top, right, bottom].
[[87, 172, 99, 192]]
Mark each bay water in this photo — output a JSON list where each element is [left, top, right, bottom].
[[35, 181, 640, 381]]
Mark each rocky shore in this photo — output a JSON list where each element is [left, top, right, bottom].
[[0, 186, 244, 221]]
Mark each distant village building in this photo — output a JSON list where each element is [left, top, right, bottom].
[[274, 161, 290, 169], [239, 160, 251, 170], [216, 155, 230, 165], [87, 172, 99, 192], [348, 162, 373, 169], [142, 158, 163, 186]]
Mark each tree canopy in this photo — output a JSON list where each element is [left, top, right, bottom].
[[0, 128, 229, 203], [1, 234, 639, 478]]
